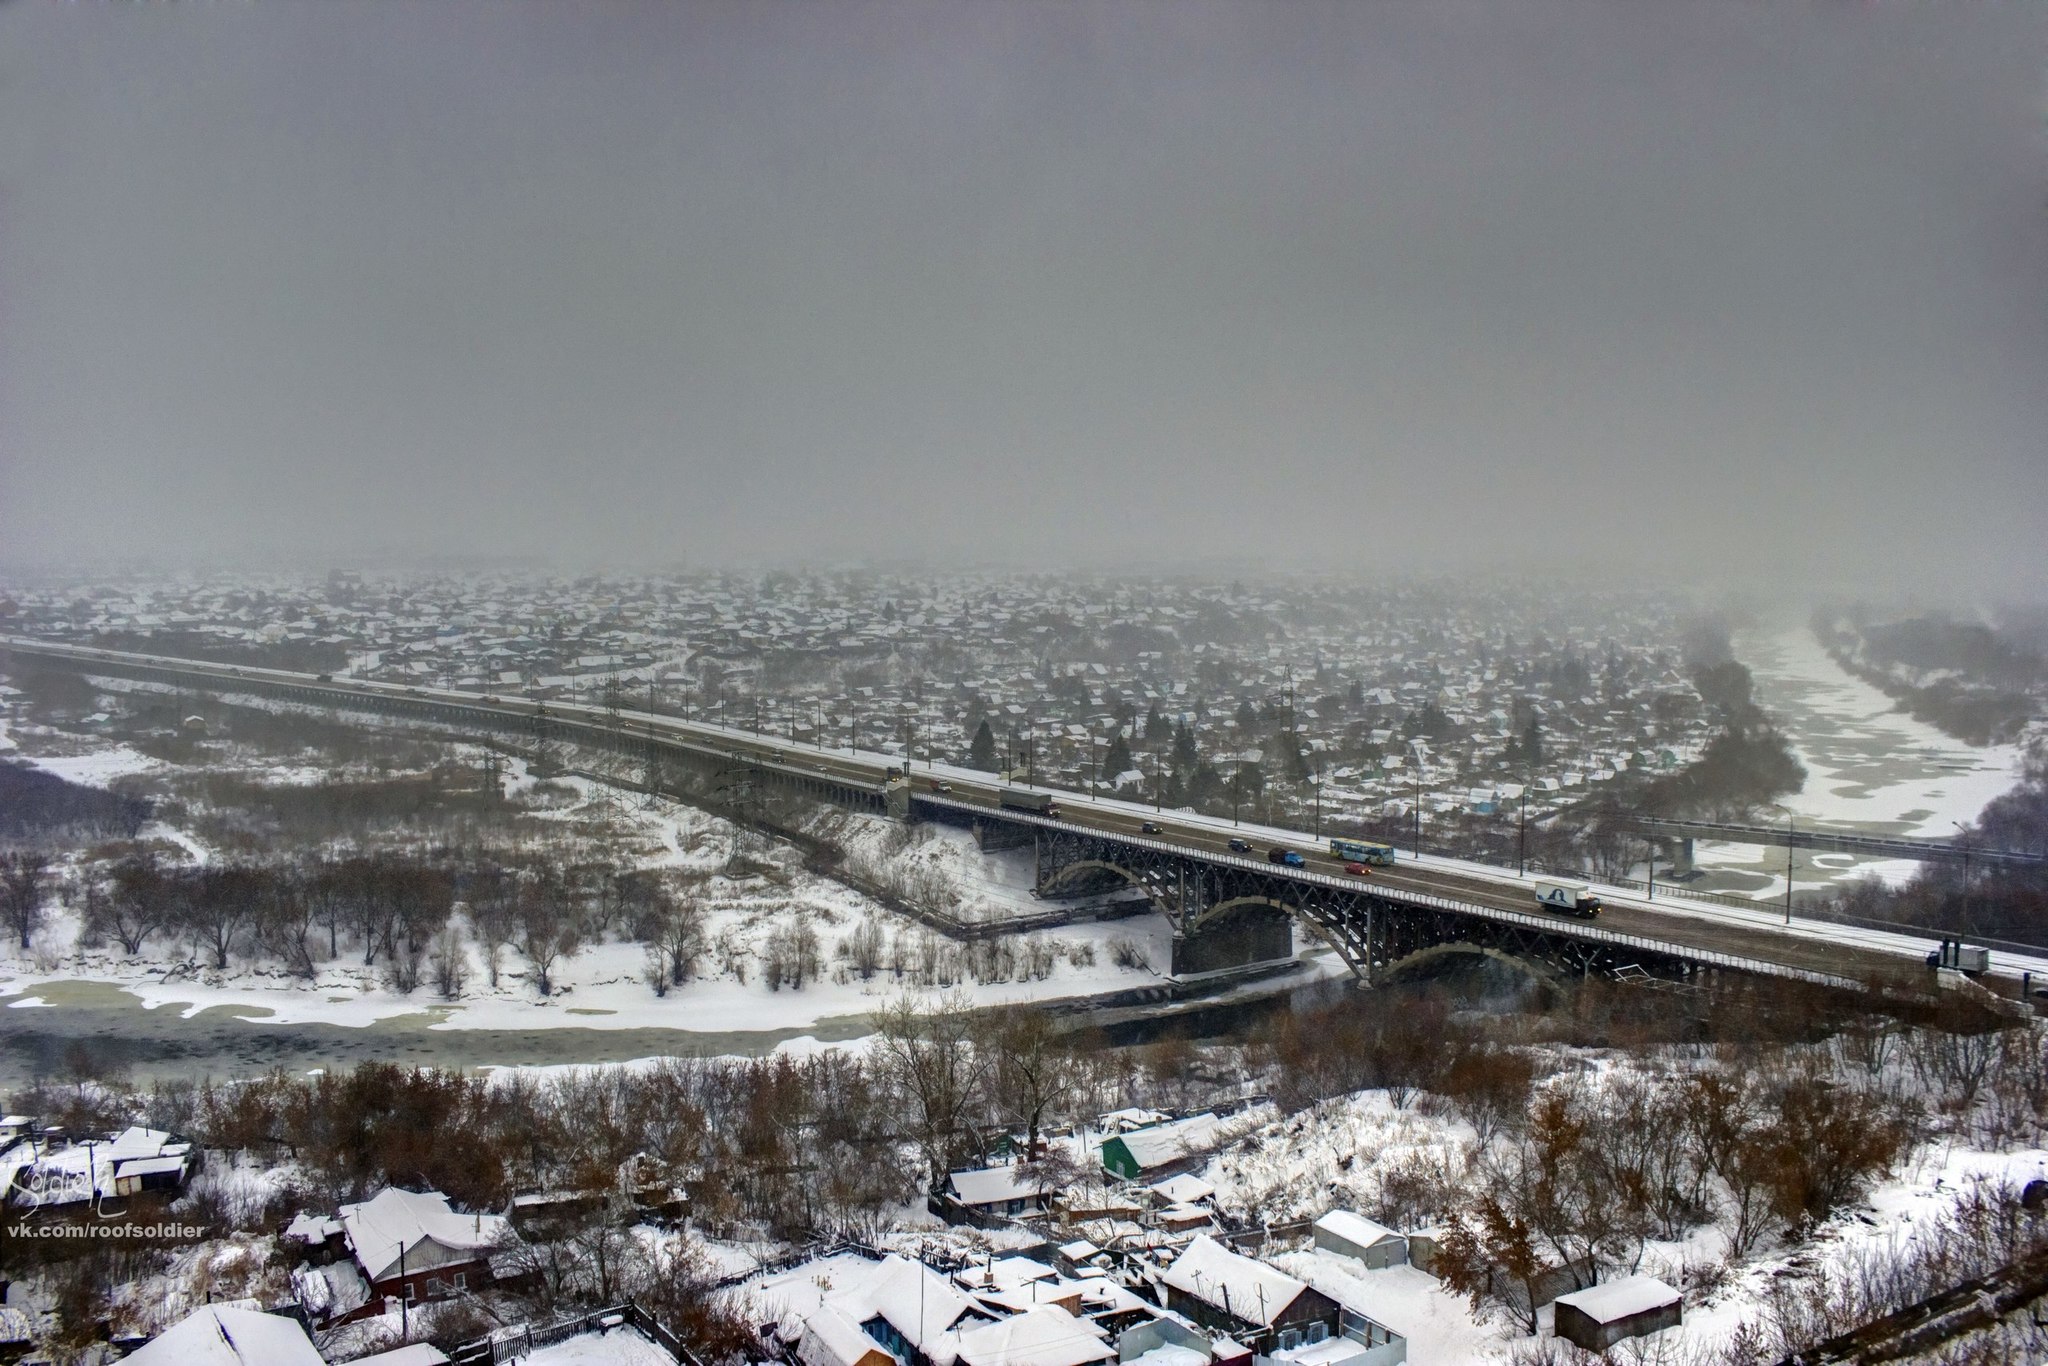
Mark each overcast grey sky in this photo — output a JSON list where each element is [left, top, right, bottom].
[[2, 2, 2044, 596]]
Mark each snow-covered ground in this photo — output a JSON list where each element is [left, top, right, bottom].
[[520, 1329, 678, 1366], [0, 708, 1179, 1044], [1205, 1080, 2048, 1364]]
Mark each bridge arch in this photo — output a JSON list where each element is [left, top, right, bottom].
[[1034, 859, 1176, 918], [1375, 941, 1567, 989]]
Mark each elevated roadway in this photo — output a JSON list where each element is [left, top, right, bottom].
[[7, 637, 2041, 1001]]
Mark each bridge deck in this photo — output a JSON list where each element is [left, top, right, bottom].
[[8, 636, 2036, 1000]]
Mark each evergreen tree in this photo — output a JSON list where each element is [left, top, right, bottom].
[[1520, 716, 1543, 769], [1103, 732, 1133, 777], [969, 719, 997, 771], [1172, 721, 1199, 773]]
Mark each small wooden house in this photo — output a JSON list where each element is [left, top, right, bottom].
[[1311, 1211, 1406, 1271], [1553, 1277, 1682, 1352]]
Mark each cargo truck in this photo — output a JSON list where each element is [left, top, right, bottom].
[[1533, 878, 1601, 918], [999, 788, 1060, 817], [1925, 939, 1990, 975]]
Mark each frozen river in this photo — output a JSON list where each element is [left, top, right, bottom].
[[1687, 625, 2028, 897]]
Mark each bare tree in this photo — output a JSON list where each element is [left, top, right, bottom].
[[0, 850, 51, 951], [515, 872, 583, 996], [255, 874, 322, 980], [95, 854, 170, 956], [180, 864, 266, 970], [980, 1004, 1077, 1157], [870, 993, 989, 1187]]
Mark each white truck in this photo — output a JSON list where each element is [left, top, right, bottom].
[[1533, 878, 1602, 918]]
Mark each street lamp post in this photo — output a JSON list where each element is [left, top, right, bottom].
[[1311, 760, 1321, 840], [1412, 771, 1422, 858], [1783, 813, 1795, 925], [1953, 822, 1973, 937], [1517, 786, 1528, 876]]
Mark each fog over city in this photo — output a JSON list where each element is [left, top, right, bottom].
[[3, 1, 2047, 594]]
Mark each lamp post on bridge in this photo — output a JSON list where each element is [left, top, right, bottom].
[[1517, 784, 1528, 877], [1784, 812, 1795, 925], [1953, 821, 1974, 940], [1412, 770, 1423, 859], [1311, 759, 1321, 840]]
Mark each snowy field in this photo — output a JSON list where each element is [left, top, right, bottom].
[[0, 700, 1179, 1048]]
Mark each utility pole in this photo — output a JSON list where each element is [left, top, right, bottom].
[[1783, 814, 1795, 925], [1412, 770, 1422, 858], [1517, 786, 1527, 876], [1311, 759, 1321, 839], [1953, 822, 1973, 938]]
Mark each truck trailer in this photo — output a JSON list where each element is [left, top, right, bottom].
[[1533, 879, 1602, 918], [999, 788, 1060, 817]]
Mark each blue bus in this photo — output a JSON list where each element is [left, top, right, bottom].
[[1330, 839, 1397, 866]]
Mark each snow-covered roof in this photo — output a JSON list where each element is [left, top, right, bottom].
[[1150, 1173, 1215, 1205], [949, 1165, 1052, 1208], [1311, 1210, 1402, 1250], [124, 1305, 326, 1366], [802, 1304, 894, 1366], [1113, 1114, 1221, 1170], [1554, 1275, 1680, 1324], [284, 1211, 343, 1243], [818, 1254, 984, 1364], [353, 1346, 452, 1366], [1162, 1236, 1309, 1327], [1126, 1346, 1207, 1366], [952, 1304, 1112, 1366], [340, 1187, 508, 1283], [955, 1256, 1058, 1292]]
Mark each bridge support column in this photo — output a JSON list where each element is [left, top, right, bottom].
[[1675, 837, 1694, 874]]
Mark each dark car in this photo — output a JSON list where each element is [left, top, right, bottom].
[[1140, 821, 1162, 834], [1228, 838, 1252, 853]]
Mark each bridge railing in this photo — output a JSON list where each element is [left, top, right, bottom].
[[16, 640, 889, 797], [918, 796, 1867, 991]]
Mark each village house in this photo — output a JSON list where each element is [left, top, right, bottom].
[[124, 1304, 326, 1366], [1309, 1211, 1406, 1271], [1099, 1114, 1221, 1182], [1160, 1237, 1404, 1366], [1552, 1276, 1682, 1352], [333, 1186, 510, 1319], [947, 1163, 1056, 1218], [0, 1126, 194, 1211]]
